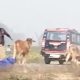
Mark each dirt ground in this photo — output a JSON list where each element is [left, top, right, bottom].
[[0, 62, 80, 80]]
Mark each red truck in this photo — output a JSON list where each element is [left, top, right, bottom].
[[40, 28, 80, 64]]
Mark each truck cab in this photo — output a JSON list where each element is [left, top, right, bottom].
[[41, 28, 73, 64]]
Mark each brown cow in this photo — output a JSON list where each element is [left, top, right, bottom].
[[13, 38, 35, 64], [65, 44, 80, 64]]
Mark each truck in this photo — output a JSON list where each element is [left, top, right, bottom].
[[40, 28, 80, 64]]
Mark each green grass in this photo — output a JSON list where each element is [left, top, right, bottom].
[[5, 46, 43, 63], [26, 46, 43, 63]]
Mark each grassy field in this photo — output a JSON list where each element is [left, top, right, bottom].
[[1, 46, 80, 80], [27, 46, 43, 63], [0, 46, 45, 80], [26, 46, 43, 63], [5, 46, 43, 63]]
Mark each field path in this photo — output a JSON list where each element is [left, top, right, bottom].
[[0, 63, 80, 80]]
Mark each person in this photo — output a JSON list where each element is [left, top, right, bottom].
[[0, 28, 12, 46], [0, 28, 12, 60]]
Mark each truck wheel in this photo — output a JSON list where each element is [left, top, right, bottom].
[[44, 56, 50, 64], [59, 60, 64, 64]]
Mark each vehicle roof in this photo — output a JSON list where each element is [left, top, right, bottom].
[[44, 28, 77, 32]]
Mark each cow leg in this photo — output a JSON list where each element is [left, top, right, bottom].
[[12, 43, 16, 59], [17, 52, 23, 64], [22, 56, 26, 65], [65, 53, 71, 62], [71, 53, 76, 62], [22, 50, 29, 65], [20, 55, 28, 73]]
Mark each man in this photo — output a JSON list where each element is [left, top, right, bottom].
[[0, 28, 12, 46], [0, 28, 12, 59]]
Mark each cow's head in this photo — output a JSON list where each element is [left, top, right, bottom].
[[26, 38, 35, 45]]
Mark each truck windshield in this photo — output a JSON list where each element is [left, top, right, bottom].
[[46, 31, 66, 41]]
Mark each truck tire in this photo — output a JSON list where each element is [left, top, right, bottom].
[[59, 60, 64, 64], [44, 55, 50, 64]]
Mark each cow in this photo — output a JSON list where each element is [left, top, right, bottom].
[[12, 38, 35, 64], [65, 44, 80, 64]]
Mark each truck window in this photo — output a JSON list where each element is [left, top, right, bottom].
[[46, 31, 66, 41]]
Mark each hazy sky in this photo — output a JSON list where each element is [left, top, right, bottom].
[[0, 0, 80, 40]]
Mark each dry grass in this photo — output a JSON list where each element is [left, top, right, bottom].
[[0, 64, 80, 80]]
